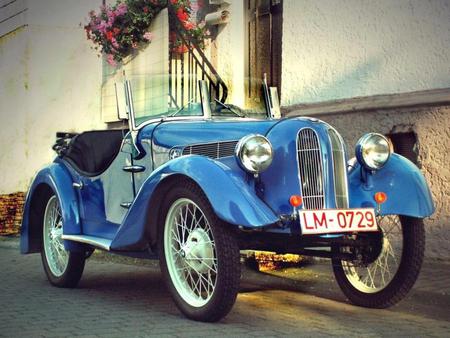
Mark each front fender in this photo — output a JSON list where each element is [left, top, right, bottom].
[[20, 162, 82, 254], [110, 155, 279, 250], [348, 153, 435, 217]]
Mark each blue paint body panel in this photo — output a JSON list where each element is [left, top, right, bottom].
[[110, 155, 278, 250], [142, 119, 276, 148], [20, 161, 82, 253], [348, 153, 435, 217], [261, 118, 339, 215]]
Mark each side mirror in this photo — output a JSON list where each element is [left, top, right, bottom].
[[115, 82, 128, 120]]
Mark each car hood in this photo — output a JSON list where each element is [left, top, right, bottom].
[[141, 118, 278, 148]]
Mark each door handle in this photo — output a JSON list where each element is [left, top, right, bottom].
[[123, 165, 145, 173], [120, 202, 132, 209], [73, 182, 83, 189]]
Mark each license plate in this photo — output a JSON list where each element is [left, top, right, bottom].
[[299, 208, 378, 235]]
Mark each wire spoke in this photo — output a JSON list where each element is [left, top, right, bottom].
[[43, 196, 69, 277], [342, 215, 403, 293], [164, 198, 218, 307]]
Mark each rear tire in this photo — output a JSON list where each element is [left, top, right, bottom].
[[158, 181, 240, 322], [41, 194, 85, 288], [332, 215, 425, 308]]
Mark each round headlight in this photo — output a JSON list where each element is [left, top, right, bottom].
[[355, 133, 392, 170], [235, 134, 273, 174]]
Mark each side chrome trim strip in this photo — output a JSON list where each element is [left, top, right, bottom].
[[61, 235, 112, 251]]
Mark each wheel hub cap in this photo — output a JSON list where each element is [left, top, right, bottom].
[[182, 228, 214, 274]]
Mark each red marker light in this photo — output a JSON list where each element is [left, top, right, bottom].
[[289, 195, 303, 207], [374, 192, 387, 204]]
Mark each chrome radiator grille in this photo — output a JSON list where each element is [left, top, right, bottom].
[[182, 140, 238, 159], [328, 128, 349, 208], [297, 128, 325, 209]]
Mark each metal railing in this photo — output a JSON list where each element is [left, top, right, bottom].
[[168, 24, 228, 110]]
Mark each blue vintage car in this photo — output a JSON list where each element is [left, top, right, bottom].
[[21, 78, 434, 322]]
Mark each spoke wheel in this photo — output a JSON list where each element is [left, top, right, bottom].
[[332, 215, 425, 308], [41, 194, 86, 288], [158, 181, 240, 322], [43, 196, 69, 277]]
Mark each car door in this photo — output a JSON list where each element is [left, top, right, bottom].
[[78, 139, 134, 239]]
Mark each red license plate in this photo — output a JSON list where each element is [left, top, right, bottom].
[[298, 208, 378, 235]]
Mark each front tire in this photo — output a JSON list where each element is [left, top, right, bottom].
[[158, 181, 240, 322], [332, 215, 425, 308], [41, 194, 85, 288]]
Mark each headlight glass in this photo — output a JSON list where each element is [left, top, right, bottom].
[[236, 134, 273, 174], [356, 133, 392, 170]]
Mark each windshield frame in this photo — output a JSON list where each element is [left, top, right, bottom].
[[123, 77, 274, 132]]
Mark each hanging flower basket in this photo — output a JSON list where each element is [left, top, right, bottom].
[[84, 0, 208, 66]]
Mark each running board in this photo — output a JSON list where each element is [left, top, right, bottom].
[[61, 235, 112, 251]]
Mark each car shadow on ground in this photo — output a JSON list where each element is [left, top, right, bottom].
[[74, 257, 450, 324]]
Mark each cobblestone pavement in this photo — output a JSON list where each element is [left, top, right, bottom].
[[0, 238, 449, 338]]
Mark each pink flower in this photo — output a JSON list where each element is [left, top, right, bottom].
[[106, 54, 117, 66], [132, 42, 138, 49], [111, 37, 119, 49], [95, 20, 108, 33], [143, 32, 154, 41], [115, 3, 127, 16]]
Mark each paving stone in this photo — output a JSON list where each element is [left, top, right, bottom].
[[0, 241, 449, 337]]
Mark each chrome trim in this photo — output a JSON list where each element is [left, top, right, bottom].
[[235, 134, 273, 174], [61, 235, 112, 251], [181, 140, 239, 158], [72, 182, 83, 189], [199, 80, 212, 118], [125, 80, 137, 131], [356, 133, 392, 170], [296, 128, 325, 210], [120, 202, 132, 209], [122, 165, 145, 173], [328, 127, 349, 209]]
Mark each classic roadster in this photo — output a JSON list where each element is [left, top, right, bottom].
[[21, 78, 434, 322]]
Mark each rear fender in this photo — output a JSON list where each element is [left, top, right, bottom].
[[110, 155, 279, 250], [348, 153, 435, 217], [20, 163, 84, 254]]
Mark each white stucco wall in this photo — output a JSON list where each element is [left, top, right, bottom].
[[0, 0, 105, 194], [213, 0, 246, 107], [281, 0, 450, 105]]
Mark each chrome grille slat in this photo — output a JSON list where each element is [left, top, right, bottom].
[[181, 140, 238, 159], [297, 128, 325, 210]]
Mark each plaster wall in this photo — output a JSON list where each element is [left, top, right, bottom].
[[281, 0, 450, 106], [213, 0, 246, 107], [0, 0, 105, 194]]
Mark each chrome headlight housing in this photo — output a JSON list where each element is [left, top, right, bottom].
[[235, 134, 273, 174], [355, 133, 392, 170]]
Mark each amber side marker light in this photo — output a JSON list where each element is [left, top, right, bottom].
[[374, 192, 387, 204], [289, 195, 303, 207]]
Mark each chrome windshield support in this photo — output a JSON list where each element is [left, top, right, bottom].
[[125, 79, 136, 131], [124, 79, 142, 159], [199, 80, 212, 119]]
